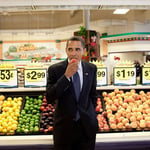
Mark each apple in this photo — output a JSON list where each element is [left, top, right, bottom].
[[102, 92, 107, 97], [70, 59, 77, 64], [131, 122, 137, 128], [110, 123, 117, 130], [48, 126, 53, 132], [40, 106, 45, 111]]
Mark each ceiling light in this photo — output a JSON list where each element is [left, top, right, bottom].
[[113, 9, 129, 14]]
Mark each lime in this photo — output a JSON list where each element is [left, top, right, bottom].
[[35, 122, 39, 126], [21, 110, 26, 115], [19, 120, 23, 124], [36, 110, 40, 113], [38, 95, 43, 99], [25, 96, 30, 100], [34, 126, 39, 132], [27, 110, 32, 114], [36, 113, 40, 117], [24, 106, 29, 111], [29, 98, 33, 101], [16, 129, 21, 133], [30, 121, 35, 125], [34, 105, 38, 109], [34, 101, 38, 105], [26, 122, 30, 126], [38, 99, 42, 104], [30, 104, 34, 108], [37, 106, 41, 110], [24, 129, 29, 134], [32, 109, 37, 114], [29, 127, 34, 132], [23, 116, 27, 119], [25, 125, 29, 129]]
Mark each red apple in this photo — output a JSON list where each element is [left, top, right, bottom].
[[70, 59, 77, 64]]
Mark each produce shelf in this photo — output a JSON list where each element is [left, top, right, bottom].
[[0, 131, 150, 146], [0, 85, 150, 93]]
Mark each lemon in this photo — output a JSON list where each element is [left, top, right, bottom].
[[0, 95, 5, 101], [17, 97, 23, 101], [7, 97, 12, 101], [2, 128, 7, 133], [0, 126, 3, 132]]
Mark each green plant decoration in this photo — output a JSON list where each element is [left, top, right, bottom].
[[78, 26, 87, 39]]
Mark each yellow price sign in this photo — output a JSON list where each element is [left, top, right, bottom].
[[0, 69, 15, 82], [114, 67, 136, 80], [142, 67, 150, 80], [97, 68, 107, 86], [24, 69, 46, 82], [97, 68, 106, 80]]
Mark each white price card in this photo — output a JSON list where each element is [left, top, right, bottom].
[[114, 67, 136, 85], [142, 67, 150, 85], [24, 69, 47, 87], [0, 69, 18, 88], [97, 67, 107, 86]]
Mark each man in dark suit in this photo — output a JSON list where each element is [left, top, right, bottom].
[[46, 36, 98, 150]]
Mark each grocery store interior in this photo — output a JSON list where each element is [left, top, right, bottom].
[[0, 0, 150, 150]]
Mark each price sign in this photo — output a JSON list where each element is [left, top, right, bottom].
[[142, 67, 150, 85], [24, 69, 47, 87], [0, 69, 18, 88], [114, 67, 136, 85], [97, 67, 107, 86]]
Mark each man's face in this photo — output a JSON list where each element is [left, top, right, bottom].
[[66, 40, 86, 62]]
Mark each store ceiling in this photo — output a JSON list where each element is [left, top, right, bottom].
[[0, 0, 150, 31], [0, 10, 150, 30]]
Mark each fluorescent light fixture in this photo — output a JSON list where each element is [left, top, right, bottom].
[[113, 9, 129, 14]]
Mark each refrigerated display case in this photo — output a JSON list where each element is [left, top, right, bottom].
[[0, 86, 150, 150]]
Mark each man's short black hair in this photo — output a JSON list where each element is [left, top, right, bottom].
[[66, 36, 85, 48]]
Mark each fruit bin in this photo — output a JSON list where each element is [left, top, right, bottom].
[[0, 91, 45, 136], [0, 87, 150, 150], [0, 86, 150, 136], [96, 88, 150, 133]]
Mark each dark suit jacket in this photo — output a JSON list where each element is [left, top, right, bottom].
[[46, 59, 98, 144]]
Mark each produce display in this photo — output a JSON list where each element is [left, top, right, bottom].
[[0, 88, 150, 135], [16, 95, 43, 134], [0, 96, 23, 135], [102, 89, 150, 131], [40, 96, 55, 134], [0, 95, 5, 112]]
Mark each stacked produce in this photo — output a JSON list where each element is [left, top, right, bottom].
[[95, 97, 104, 113], [0, 96, 23, 135], [40, 96, 55, 134], [102, 89, 150, 131], [16, 95, 43, 134], [96, 97, 110, 132], [0, 95, 5, 112]]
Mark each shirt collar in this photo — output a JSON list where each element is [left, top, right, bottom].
[[78, 61, 82, 71]]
